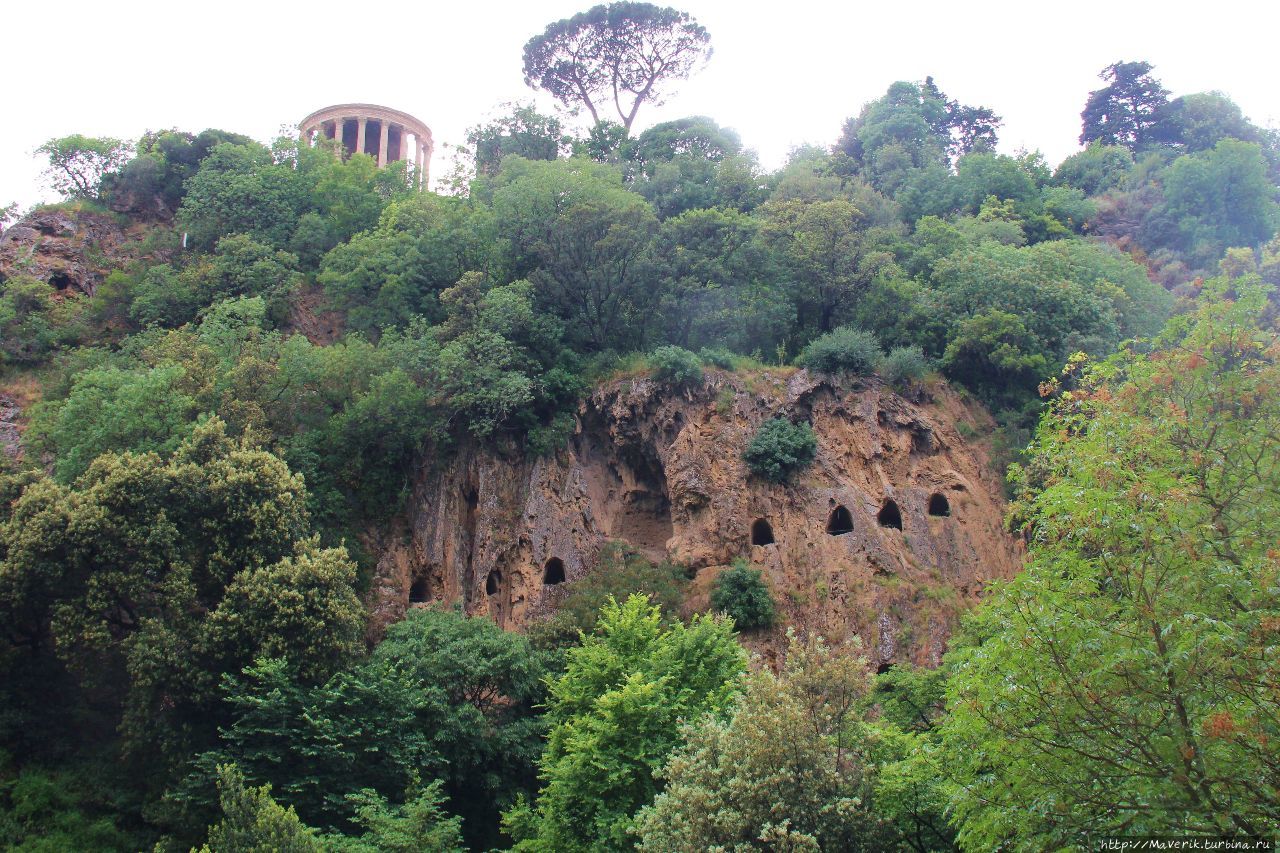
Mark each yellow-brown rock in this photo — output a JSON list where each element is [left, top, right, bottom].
[[369, 368, 1022, 668]]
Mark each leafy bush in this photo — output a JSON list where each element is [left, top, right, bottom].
[[649, 345, 703, 385], [698, 347, 737, 370], [710, 560, 776, 629], [797, 327, 883, 375], [742, 418, 817, 483], [879, 345, 929, 386]]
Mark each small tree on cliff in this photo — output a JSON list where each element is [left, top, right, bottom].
[[522, 3, 712, 132], [36, 134, 133, 199]]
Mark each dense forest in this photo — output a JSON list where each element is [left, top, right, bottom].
[[1, 4, 1278, 850]]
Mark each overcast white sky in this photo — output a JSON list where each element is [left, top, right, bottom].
[[4, 0, 1277, 210]]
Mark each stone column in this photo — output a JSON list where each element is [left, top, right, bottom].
[[398, 126, 408, 163], [415, 144, 424, 189], [355, 117, 366, 159], [377, 121, 389, 167]]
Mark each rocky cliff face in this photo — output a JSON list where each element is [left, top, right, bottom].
[[0, 208, 170, 298], [369, 368, 1022, 667]]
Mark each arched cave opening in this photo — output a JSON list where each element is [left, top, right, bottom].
[[876, 662, 894, 675], [878, 499, 903, 530], [751, 518, 775, 546], [928, 492, 951, 517], [48, 272, 74, 291], [485, 569, 501, 596], [543, 557, 566, 585], [826, 505, 854, 536], [408, 577, 429, 604]]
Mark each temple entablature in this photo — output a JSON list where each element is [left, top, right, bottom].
[[301, 103, 433, 189]]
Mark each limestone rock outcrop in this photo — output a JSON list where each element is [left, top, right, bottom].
[[0, 208, 142, 297], [369, 369, 1022, 667]]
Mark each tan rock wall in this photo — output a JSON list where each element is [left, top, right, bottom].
[[369, 369, 1022, 667]]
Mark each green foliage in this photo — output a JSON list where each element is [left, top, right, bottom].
[[648, 345, 703, 385], [626, 116, 766, 218], [635, 631, 884, 850], [326, 780, 465, 853], [178, 141, 309, 251], [0, 764, 142, 852], [468, 103, 568, 178], [37, 135, 133, 199], [758, 197, 899, 333], [1160, 138, 1280, 267], [1052, 142, 1133, 195], [522, 3, 712, 131], [709, 560, 775, 629], [798, 325, 884, 375], [0, 275, 78, 365], [493, 157, 658, 351], [34, 362, 199, 484], [697, 346, 736, 369], [1079, 60, 1169, 151], [530, 542, 689, 657], [742, 417, 817, 483], [943, 279, 1280, 846], [506, 594, 746, 851], [198, 764, 322, 852], [0, 419, 360, 779], [878, 344, 929, 387], [651, 206, 790, 354], [198, 608, 542, 846]]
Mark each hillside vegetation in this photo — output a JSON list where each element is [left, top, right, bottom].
[[0, 5, 1278, 849]]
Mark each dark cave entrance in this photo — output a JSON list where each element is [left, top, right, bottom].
[[878, 499, 903, 530], [409, 577, 429, 604], [928, 492, 951, 517], [543, 557, 566, 585], [751, 518, 775, 546], [485, 569, 501, 596], [826, 505, 854, 536]]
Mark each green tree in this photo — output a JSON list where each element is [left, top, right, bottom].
[[757, 198, 899, 333], [1052, 142, 1134, 196], [0, 419, 360, 777], [1079, 61, 1169, 152], [650, 206, 789, 352], [742, 418, 817, 484], [709, 560, 774, 630], [36, 134, 133, 199], [178, 141, 310, 251], [200, 608, 543, 845], [1153, 91, 1274, 154], [626, 116, 765, 218], [492, 157, 658, 351], [327, 780, 465, 853], [798, 326, 884, 375], [522, 3, 712, 132], [505, 594, 746, 851], [943, 278, 1280, 846], [467, 103, 568, 178], [198, 764, 322, 853], [635, 631, 884, 851], [36, 362, 200, 483], [1160, 138, 1280, 267]]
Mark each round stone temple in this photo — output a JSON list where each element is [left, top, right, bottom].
[[300, 103, 433, 189]]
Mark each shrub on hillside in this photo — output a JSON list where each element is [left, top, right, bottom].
[[710, 560, 776, 630], [698, 347, 737, 370], [879, 345, 929, 386], [742, 417, 817, 483], [797, 327, 883, 375], [650, 345, 703, 385]]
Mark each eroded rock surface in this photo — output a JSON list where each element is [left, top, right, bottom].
[[0, 208, 157, 297], [370, 370, 1022, 667]]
